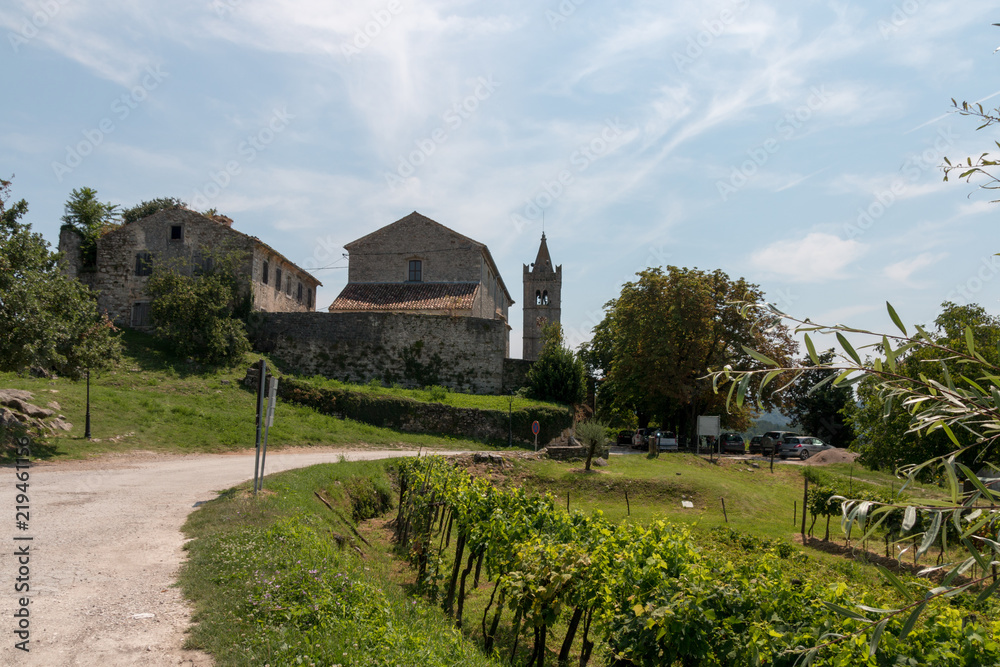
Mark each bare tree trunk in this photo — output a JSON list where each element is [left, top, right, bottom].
[[473, 551, 484, 589], [456, 548, 477, 627], [559, 606, 584, 666], [443, 529, 466, 615]]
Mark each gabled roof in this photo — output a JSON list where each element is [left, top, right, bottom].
[[530, 232, 555, 273], [344, 212, 512, 304], [329, 282, 479, 312]]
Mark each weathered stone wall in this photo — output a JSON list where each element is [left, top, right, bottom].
[[252, 311, 509, 394], [245, 370, 573, 446], [57, 227, 98, 290], [501, 358, 533, 393]]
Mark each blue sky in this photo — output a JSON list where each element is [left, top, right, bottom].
[[3, 0, 999, 358]]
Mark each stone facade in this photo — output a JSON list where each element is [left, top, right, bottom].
[[331, 212, 513, 326], [522, 233, 562, 360], [59, 207, 321, 327], [252, 311, 508, 394]]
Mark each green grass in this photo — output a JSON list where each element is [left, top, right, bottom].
[[179, 460, 499, 666], [0, 330, 490, 462], [299, 373, 566, 411]]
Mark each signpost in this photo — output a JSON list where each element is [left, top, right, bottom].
[[696, 415, 720, 459], [257, 376, 278, 493], [253, 359, 267, 495], [532, 420, 540, 451]]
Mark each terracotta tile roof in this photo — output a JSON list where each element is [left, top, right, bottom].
[[329, 282, 479, 312]]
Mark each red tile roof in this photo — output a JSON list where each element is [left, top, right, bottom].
[[329, 282, 479, 312]]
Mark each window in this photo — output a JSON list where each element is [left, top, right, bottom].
[[275, 268, 282, 292], [285, 276, 291, 296], [535, 290, 542, 305], [296, 283, 303, 303], [135, 252, 152, 276], [408, 260, 422, 282], [262, 261, 269, 285], [542, 290, 549, 305], [193, 253, 213, 276], [131, 302, 150, 327], [170, 225, 183, 241], [307, 288, 313, 309]]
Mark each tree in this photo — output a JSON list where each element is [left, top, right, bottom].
[[525, 323, 586, 405], [586, 266, 795, 438], [784, 349, 855, 448], [0, 178, 121, 377], [574, 419, 608, 471], [121, 197, 184, 224], [845, 301, 1000, 472], [146, 246, 252, 366], [60, 187, 119, 268]]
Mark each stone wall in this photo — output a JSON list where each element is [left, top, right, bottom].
[[501, 358, 533, 394], [252, 311, 509, 394], [244, 368, 573, 446]]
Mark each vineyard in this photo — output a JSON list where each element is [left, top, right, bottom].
[[393, 456, 1000, 666]]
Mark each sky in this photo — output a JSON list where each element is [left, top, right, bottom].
[[2, 0, 999, 359]]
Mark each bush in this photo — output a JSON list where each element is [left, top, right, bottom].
[[526, 323, 586, 405], [575, 419, 608, 470]]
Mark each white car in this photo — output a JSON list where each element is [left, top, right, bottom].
[[653, 430, 678, 452]]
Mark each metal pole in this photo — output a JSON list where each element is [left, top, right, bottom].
[[84, 369, 92, 439], [258, 377, 278, 492], [253, 359, 266, 495]]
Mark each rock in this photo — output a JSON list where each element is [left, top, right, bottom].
[[0, 408, 18, 427], [5, 399, 55, 419], [0, 389, 35, 405], [47, 401, 61, 411], [29, 366, 52, 379], [681, 501, 694, 509], [49, 418, 73, 432], [592, 457, 608, 467]]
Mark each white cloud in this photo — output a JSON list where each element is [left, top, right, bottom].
[[750, 232, 867, 281], [883, 252, 947, 286]]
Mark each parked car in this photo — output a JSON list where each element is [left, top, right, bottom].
[[632, 428, 653, 449], [718, 432, 746, 454], [653, 430, 678, 452], [760, 431, 800, 456], [779, 436, 832, 460], [748, 435, 763, 454], [617, 430, 633, 445]]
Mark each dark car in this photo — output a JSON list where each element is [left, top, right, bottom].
[[718, 432, 746, 454], [748, 435, 763, 454], [779, 436, 832, 460], [617, 430, 633, 445], [760, 431, 799, 456]]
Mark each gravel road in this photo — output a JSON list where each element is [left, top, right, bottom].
[[0, 448, 458, 666]]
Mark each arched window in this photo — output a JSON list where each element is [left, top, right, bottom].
[[535, 290, 542, 305], [542, 290, 549, 305]]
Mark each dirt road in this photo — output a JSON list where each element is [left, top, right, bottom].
[[0, 448, 458, 666]]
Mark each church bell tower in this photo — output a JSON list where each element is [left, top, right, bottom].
[[522, 233, 562, 361]]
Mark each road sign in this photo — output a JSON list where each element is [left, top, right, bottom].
[[531, 421, 540, 435]]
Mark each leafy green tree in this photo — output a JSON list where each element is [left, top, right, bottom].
[[574, 419, 608, 471], [526, 323, 586, 405], [845, 302, 1000, 471], [146, 247, 252, 366], [587, 266, 795, 437], [121, 197, 184, 224], [783, 349, 855, 447], [0, 178, 121, 377], [60, 187, 119, 268]]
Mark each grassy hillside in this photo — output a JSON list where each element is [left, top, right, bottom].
[[0, 330, 545, 461]]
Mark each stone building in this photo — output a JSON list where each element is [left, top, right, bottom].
[[59, 207, 321, 328], [328, 211, 515, 353], [522, 233, 562, 361]]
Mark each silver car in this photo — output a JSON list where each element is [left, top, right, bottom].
[[778, 436, 832, 460]]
